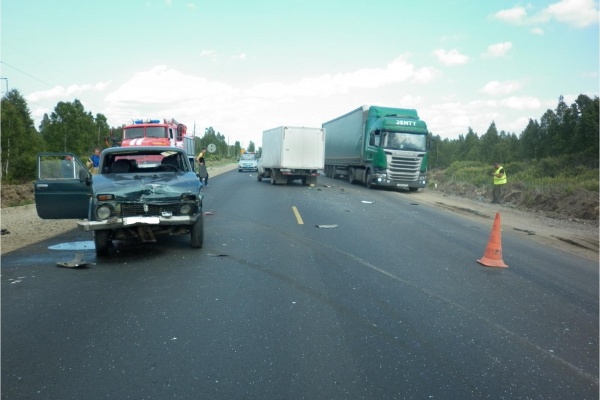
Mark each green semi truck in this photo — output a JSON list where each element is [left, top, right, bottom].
[[322, 105, 429, 191]]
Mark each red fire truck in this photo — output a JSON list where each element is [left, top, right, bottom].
[[120, 118, 196, 165]]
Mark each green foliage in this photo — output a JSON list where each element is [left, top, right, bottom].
[[436, 156, 599, 202], [1, 90, 45, 183], [194, 126, 236, 158]]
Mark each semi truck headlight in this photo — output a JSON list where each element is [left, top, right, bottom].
[[96, 205, 113, 220]]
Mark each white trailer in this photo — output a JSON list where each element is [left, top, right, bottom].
[[257, 126, 325, 186]]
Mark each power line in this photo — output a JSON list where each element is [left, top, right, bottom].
[[0, 60, 107, 115], [0, 61, 55, 88]]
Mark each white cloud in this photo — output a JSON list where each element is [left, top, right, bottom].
[[493, 0, 599, 28], [500, 96, 542, 110], [483, 42, 513, 58], [432, 49, 469, 66], [105, 66, 238, 105], [27, 81, 110, 102], [492, 6, 528, 25], [230, 53, 247, 60], [412, 66, 440, 83], [541, 0, 599, 28], [200, 50, 216, 57], [480, 80, 522, 96], [530, 27, 545, 35]]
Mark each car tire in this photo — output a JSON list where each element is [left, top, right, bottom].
[[191, 213, 204, 248], [94, 230, 111, 256]]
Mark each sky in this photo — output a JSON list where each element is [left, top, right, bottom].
[[1, 0, 598, 148]]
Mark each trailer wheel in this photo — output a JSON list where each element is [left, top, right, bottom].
[[348, 168, 355, 184], [257, 174, 262, 182], [270, 172, 276, 185]]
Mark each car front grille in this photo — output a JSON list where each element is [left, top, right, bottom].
[[117, 203, 181, 217]]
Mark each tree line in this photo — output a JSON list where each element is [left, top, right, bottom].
[[1, 89, 598, 183], [428, 94, 599, 170]]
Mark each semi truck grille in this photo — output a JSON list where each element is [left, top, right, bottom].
[[117, 203, 180, 218], [388, 155, 422, 181]]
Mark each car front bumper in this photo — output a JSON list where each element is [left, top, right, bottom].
[[77, 214, 199, 231]]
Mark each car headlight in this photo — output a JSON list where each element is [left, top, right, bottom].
[[179, 204, 193, 215], [96, 204, 113, 220]]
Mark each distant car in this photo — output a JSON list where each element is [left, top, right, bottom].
[[238, 153, 258, 172], [34, 146, 203, 256]]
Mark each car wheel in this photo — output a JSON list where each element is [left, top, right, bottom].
[[191, 213, 204, 248], [94, 230, 111, 256]]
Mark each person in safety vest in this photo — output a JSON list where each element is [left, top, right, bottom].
[[491, 162, 507, 204]]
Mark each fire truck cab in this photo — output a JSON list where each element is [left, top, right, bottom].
[[121, 118, 196, 166]]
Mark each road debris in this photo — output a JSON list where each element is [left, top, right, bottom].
[[56, 252, 89, 268]]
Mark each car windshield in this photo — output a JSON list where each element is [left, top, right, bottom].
[[241, 154, 256, 160], [382, 132, 426, 151]]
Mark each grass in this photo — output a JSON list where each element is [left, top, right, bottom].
[[432, 157, 598, 195]]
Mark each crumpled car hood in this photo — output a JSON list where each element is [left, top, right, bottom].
[[92, 173, 201, 202]]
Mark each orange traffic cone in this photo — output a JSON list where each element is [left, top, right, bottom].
[[477, 212, 508, 268]]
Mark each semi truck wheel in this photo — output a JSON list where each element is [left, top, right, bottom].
[[366, 171, 373, 189], [348, 168, 355, 184]]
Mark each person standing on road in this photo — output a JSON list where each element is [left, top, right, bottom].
[[196, 148, 208, 186], [86, 147, 101, 174], [491, 162, 507, 204]]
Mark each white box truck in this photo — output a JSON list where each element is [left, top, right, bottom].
[[257, 126, 325, 186]]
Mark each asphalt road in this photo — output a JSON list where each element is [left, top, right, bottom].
[[2, 171, 598, 399]]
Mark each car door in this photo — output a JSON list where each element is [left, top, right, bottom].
[[35, 153, 92, 219]]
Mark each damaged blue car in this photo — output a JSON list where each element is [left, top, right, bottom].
[[35, 146, 203, 256]]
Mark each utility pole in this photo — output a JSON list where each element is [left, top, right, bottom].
[[0, 77, 8, 95]]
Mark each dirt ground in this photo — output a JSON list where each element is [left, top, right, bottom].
[[1, 166, 598, 261]]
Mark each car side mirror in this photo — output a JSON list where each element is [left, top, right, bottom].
[[79, 169, 92, 186]]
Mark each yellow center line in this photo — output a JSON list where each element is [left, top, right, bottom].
[[292, 206, 304, 225]]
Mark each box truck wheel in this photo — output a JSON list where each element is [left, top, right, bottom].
[[270, 172, 276, 185], [348, 168, 355, 184]]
